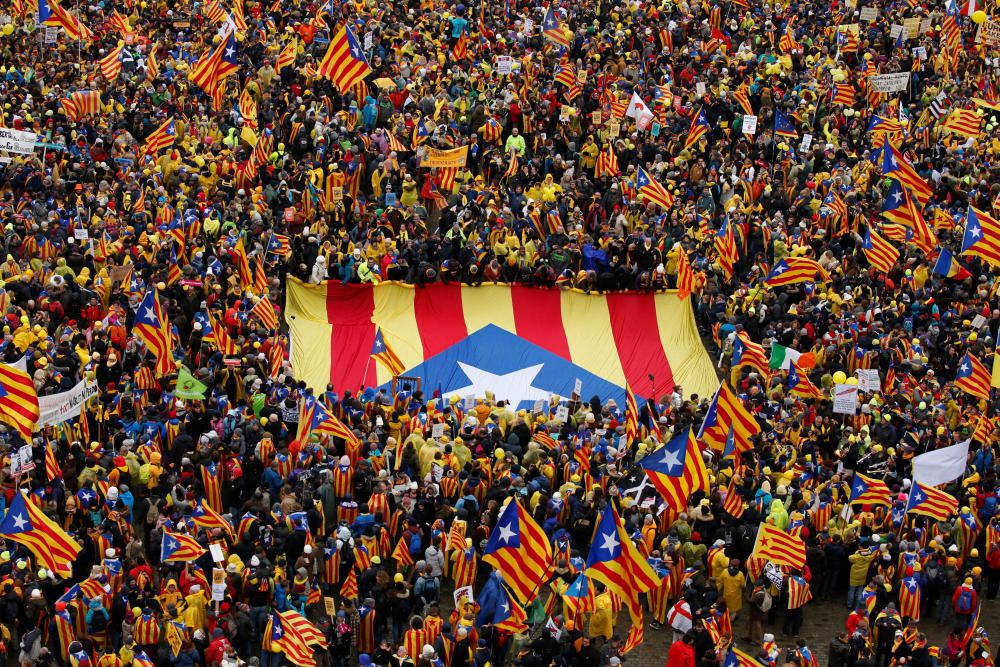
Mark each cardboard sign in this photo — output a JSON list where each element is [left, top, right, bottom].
[[110, 264, 131, 283], [889, 24, 904, 39], [859, 6, 878, 21], [209, 543, 225, 563], [912, 46, 927, 60], [902, 17, 921, 38], [332, 186, 344, 202], [573, 378, 582, 397], [607, 120, 620, 137], [464, 394, 476, 411], [742, 114, 758, 135], [833, 383, 859, 414], [977, 20, 1000, 45], [212, 568, 226, 586], [44, 26, 58, 44], [591, 110, 603, 125], [324, 597, 336, 616], [856, 369, 881, 393], [554, 405, 570, 422], [431, 423, 445, 439]]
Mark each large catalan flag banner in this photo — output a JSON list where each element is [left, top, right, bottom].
[[285, 278, 716, 405]]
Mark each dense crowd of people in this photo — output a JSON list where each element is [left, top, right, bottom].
[[1, 0, 1000, 664]]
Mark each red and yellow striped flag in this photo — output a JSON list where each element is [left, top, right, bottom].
[[751, 522, 806, 568], [0, 364, 39, 439]]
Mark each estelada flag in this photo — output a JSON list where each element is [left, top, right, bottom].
[[285, 279, 718, 404], [751, 522, 806, 568], [637, 428, 710, 512]]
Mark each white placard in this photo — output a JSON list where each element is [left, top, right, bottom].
[[912, 46, 927, 60], [890, 24, 904, 38], [859, 6, 878, 20], [523, 18, 534, 34], [211, 583, 226, 601], [44, 26, 58, 44], [856, 369, 881, 392], [496, 56, 513, 75], [919, 18, 933, 34], [696, 81, 706, 97], [869, 72, 910, 93], [209, 543, 225, 563], [800, 133, 813, 151], [36, 379, 99, 428], [0, 128, 37, 155], [832, 383, 859, 414], [533, 399, 545, 414], [453, 585, 474, 607], [573, 378, 582, 396], [431, 423, 445, 439], [555, 405, 570, 422], [464, 394, 475, 410], [364, 31, 373, 52], [742, 114, 758, 135], [972, 314, 988, 330], [74, 228, 89, 240], [13, 444, 33, 475]]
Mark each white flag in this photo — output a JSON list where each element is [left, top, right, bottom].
[[911, 439, 970, 487], [625, 92, 654, 130]]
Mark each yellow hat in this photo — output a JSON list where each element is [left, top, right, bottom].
[[394, 573, 404, 583]]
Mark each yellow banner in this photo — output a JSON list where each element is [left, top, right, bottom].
[[420, 146, 469, 168]]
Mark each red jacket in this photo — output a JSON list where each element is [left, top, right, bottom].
[[952, 584, 978, 614], [666, 638, 695, 667]]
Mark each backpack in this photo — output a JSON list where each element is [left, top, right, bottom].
[[419, 576, 439, 604], [89, 610, 109, 632], [138, 463, 151, 486], [955, 587, 974, 614]]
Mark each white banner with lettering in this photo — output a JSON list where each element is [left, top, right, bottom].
[[37, 380, 98, 428], [868, 73, 910, 93]]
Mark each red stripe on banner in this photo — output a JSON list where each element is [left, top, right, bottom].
[[326, 284, 377, 392], [413, 284, 467, 359], [605, 294, 674, 398], [511, 287, 571, 359]]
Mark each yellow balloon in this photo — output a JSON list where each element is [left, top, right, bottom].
[[846, 377, 859, 385], [832, 371, 848, 385], [1, 25, 13, 36], [972, 10, 987, 23]]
